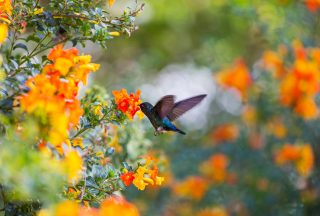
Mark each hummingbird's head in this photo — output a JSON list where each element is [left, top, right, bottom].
[[139, 102, 153, 114]]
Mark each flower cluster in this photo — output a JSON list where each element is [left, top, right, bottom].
[[172, 176, 209, 201], [264, 41, 320, 119], [199, 153, 230, 184], [0, 0, 11, 44], [215, 59, 252, 98], [211, 124, 239, 144], [120, 157, 164, 190], [19, 45, 99, 152], [275, 143, 314, 177], [266, 117, 287, 139], [112, 88, 144, 119], [38, 196, 139, 216]]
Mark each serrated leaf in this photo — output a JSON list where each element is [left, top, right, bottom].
[[86, 176, 98, 188]]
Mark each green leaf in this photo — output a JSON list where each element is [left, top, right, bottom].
[[26, 34, 41, 43], [13, 43, 28, 52]]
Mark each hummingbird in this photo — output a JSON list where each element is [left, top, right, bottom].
[[139, 94, 207, 135]]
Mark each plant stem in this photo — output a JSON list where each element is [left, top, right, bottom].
[[70, 126, 93, 140]]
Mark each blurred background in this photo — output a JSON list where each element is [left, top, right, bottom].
[[84, 0, 320, 215]]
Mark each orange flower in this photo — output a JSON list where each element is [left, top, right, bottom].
[[47, 44, 78, 62], [199, 154, 229, 183], [275, 143, 314, 177], [99, 196, 139, 216], [132, 157, 164, 190], [108, 0, 116, 7], [275, 144, 302, 164], [242, 105, 257, 126], [120, 171, 135, 186], [19, 45, 99, 150], [196, 206, 229, 216], [63, 150, 83, 182], [172, 176, 208, 201], [211, 124, 239, 144], [305, 0, 320, 12], [55, 200, 79, 216], [45, 45, 99, 84], [277, 41, 320, 120], [296, 144, 314, 177], [266, 117, 287, 139], [294, 96, 318, 119], [0, 0, 12, 45], [248, 132, 265, 150], [263, 49, 287, 78], [112, 89, 143, 119], [38, 197, 139, 216], [216, 59, 252, 98]]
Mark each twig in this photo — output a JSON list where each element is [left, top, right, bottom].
[[79, 173, 86, 201]]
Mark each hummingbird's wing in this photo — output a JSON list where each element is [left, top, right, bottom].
[[153, 95, 175, 119], [167, 94, 207, 121]]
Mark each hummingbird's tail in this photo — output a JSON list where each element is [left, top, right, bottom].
[[176, 128, 186, 135]]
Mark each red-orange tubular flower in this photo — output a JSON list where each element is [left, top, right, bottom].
[[305, 0, 320, 12], [120, 171, 135, 187], [112, 89, 144, 119]]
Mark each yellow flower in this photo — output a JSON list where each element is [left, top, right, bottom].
[[38, 197, 139, 216], [0, 23, 8, 44], [155, 176, 164, 185], [99, 196, 139, 216], [49, 114, 69, 146], [19, 45, 99, 151], [296, 144, 314, 177], [34, 7, 44, 15], [109, 31, 120, 36], [55, 200, 79, 216], [37, 209, 51, 216], [109, 133, 123, 153], [133, 166, 148, 190], [132, 156, 164, 190], [54, 58, 73, 75], [71, 138, 84, 149], [92, 105, 103, 117], [63, 150, 83, 182], [108, 0, 116, 7]]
